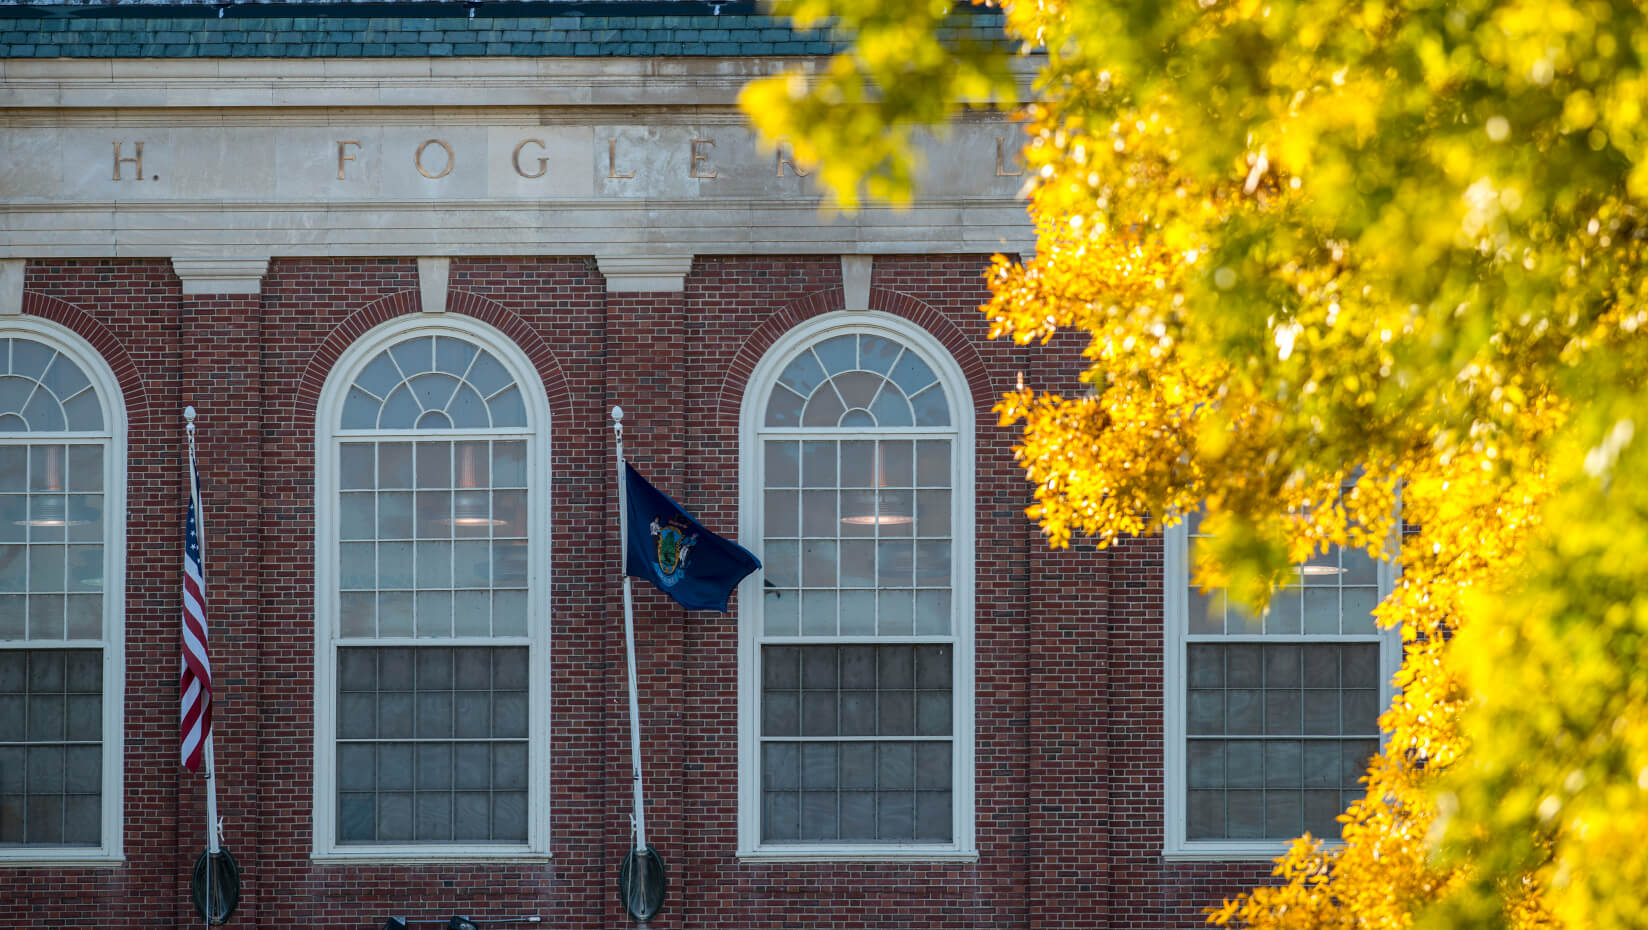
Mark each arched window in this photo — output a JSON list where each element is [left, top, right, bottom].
[[0, 322, 124, 862], [314, 318, 550, 859], [738, 313, 975, 859]]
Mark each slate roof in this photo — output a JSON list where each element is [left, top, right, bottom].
[[0, 2, 1009, 58]]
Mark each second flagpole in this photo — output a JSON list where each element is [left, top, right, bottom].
[[612, 406, 667, 920], [612, 405, 649, 858]]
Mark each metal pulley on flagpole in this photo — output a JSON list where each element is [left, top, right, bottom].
[[183, 406, 240, 926], [612, 406, 667, 922]]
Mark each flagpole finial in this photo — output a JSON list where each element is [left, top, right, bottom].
[[184, 405, 197, 435], [611, 405, 624, 438]]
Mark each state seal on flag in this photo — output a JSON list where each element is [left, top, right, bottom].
[[650, 516, 698, 588]]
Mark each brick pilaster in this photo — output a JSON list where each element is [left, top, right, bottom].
[[605, 281, 689, 930], [178, 288, 264, 926]]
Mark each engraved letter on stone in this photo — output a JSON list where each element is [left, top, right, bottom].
[[607, 138, 635, 179], [690, 138, 718, 179], [513, 138, 549, 179], [337, 140, 362, 180], [112, 141, 144, 181], [775, 141, 810, 178], [415, 139, 455, 180], [995, 137, 1023, 177]]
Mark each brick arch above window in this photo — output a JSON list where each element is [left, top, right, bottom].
[[18, 291, 152, 434], [292, 290, 571, 433], [715, 288, 996, 428]]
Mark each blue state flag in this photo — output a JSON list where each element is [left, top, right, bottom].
[[624, 462, 760, 612]]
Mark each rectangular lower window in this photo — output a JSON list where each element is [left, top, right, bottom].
[[1183, 643, 1379, 840], [0, 649, 103, 847], [759, 644, 953, 844], [335, 645, 528, 845]]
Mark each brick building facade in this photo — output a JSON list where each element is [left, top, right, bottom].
[[1, 3, 1392, 927]]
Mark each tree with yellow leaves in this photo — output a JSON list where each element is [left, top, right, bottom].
[[743, 1, 1648, 927]]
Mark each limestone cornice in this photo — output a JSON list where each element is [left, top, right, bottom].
[[0, 57, 1041, 111], [3, 200, 1035, 260], [170, 257, 270, 295]]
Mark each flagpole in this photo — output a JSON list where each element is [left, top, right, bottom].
[[185, 408, 221, 859], [185, 406, 220, 929], [613, 406, 648, 856]]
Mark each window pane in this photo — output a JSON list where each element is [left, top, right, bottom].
[[813, 336, 856, 376], [801, 542, 836, 589], [1342, 587, 1380, 634], [763, 492, 798, 538], [915, 441, 949, 486], [840, 441, 875, 487], [801, 441, 835, 488], [839, 590, 875, 636], [377, 443, 413, 488], [339, 445, 376, 491], [800, 590, 836, 636], [766, 386, 805, 427], [1267, 690, 1303, 735], [764, 441, 800, 487], [492, 442, 526, 487], [763, 589, 798, 637], [0, 448, 23, 491]]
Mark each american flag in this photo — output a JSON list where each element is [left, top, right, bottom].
[[180, 451, 212, 772]]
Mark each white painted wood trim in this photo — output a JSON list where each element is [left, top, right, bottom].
[[735, 310, 977, 860]]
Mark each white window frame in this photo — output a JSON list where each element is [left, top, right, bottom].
[[736, 311, 977, 861], [0, 317, 126, 867], [311, 314, 552, 862], [1161, 521, 1402, 860]]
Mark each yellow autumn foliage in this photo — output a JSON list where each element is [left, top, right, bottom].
[[745, 0, 1648, 927]]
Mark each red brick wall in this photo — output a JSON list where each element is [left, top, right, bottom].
[[3, 255, 1275, 929]]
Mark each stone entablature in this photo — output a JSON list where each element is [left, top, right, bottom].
[[0, 58, 1035, 259]]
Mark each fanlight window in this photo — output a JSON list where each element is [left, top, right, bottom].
[[340, 336, 527, 431], [764, 333, 950, 429], [0, 338, 104, 433]]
